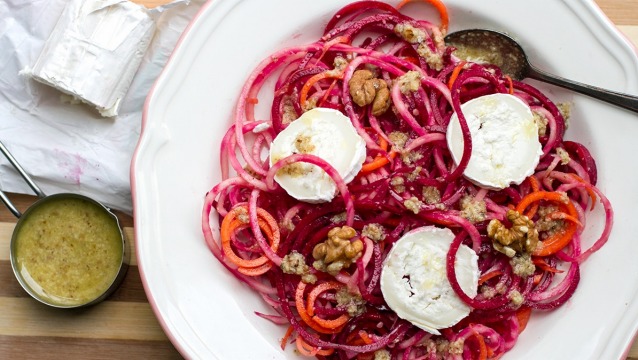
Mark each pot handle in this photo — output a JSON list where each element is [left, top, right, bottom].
[[0, 141, 47, 218]]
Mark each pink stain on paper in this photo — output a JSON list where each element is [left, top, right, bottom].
[[54, 149, 88, 185]]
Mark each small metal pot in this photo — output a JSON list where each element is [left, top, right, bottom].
[[0, 141, 129, 308]]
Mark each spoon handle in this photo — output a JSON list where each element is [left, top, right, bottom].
[[0, 141, 46, 198], [527, 65, 638, 113], [0, 189, 22, 218]]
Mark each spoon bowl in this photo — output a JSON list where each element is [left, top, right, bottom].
[[445, 29, 638, 113]]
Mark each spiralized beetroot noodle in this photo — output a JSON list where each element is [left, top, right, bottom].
[[201, 1, 614, 359]]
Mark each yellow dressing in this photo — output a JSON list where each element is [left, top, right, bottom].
[[13, 197, 123, 306]]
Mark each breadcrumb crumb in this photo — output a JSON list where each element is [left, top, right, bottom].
[[556, 147, 571, 165], [388, 131, 409, 150], [336, 288, 366, 317], [422, 186, 441, 205], [510, 253, 536, 278], [397, 70, 422, 94], [391, 176, 406, 193], [533, 110, 548, 136], [362, 223, 386, 242], [394, 23, 427, 44], [374, 349, 391, 360], [417, 43, 444, 71], [509, 289, 524, 307], [557, 102, 572, 129], [404, 196, 423, 214], [459, 196, 487, 223]]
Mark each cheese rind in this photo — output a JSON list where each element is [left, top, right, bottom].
[[380, 226, 479, 335], [269, 108, 366, 203], [446, 93, 543, 189]]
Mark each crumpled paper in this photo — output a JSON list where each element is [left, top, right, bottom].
[[0, 0, 205, 214]]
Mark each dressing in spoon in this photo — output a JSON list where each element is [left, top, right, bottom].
[[444, 29, 638, 113]]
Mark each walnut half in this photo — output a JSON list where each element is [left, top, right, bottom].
[[348, 70, 391, 116], [488, 210, 539, 257], [312, 226, 363, 275]]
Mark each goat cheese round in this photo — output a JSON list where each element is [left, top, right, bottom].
[[269, 107, 366, 203], [380, 226, 479, 335], [446, 93, 543, 189]]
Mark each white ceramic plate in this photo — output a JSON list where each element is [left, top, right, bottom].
[[132, 0, 638, 358]]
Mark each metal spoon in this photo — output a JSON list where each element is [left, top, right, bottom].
[[444, 29, 638, 113]]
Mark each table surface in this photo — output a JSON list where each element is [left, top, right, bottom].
[[2, 1, 638, 359]]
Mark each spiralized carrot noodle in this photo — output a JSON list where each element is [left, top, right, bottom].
[[201, 1, 613, 358]]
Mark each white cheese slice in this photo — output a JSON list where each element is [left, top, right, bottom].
[[446, 93, 542, 189], [380, 226, 479, 335], [23, 0, 157, 117], [269, 107, 366, 203]]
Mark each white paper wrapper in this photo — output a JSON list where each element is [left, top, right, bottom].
[[0, 0, 205, 214], [24, 0, 159, 117]]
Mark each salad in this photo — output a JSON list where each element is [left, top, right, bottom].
[[201, 1, 613, 358]]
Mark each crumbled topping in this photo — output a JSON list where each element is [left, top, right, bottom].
[[312, 226, 363, 275], [301, 273, 317, 284], [374, 349, 391, 360], [535, 205, 567, 238], [436, 339, 450, 353], [281, 219, 295, 232], [508, 289, 524, 307], [281, 251, 316, 283], [422, 186, 441, 205], [459, 196, 487, 223], [333, 56, 348, 72], [362, 223, 386, 242], [388, 131, 409, 150], [331, 212, 347, 224], [488, 210, 539, 257], [348, 69, 391, 116], [401, 151, 424, 165], [404, 196, 423, 214], [302, 97, 318, 112], [280, 251, 309, 275], [277, 162, 310, 177], [557, 102, 572, 129], [556, 147, 570, 165], [557, 191, 569, 203], [495, 282, 507, 295], [424, 338, 437, 354], [431, 28, 445, 47], [394, 23, 444, 71], [236, 207, 249, 223], [390, 176, 405, 193], [481, 285, 497, 299], [510, 253, 536, 278], [336, 288, 366, 317], [394, 22, 427, 44], [397, 70, 422, 94], [537, 205, 559, 218], [417, 43, 444, 71], [448, 340, 464, 355], [406, 166, 422, 182], [533, 110, 548, 136], [281, 95, 298, 125], [294, 134, 315, 153]]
